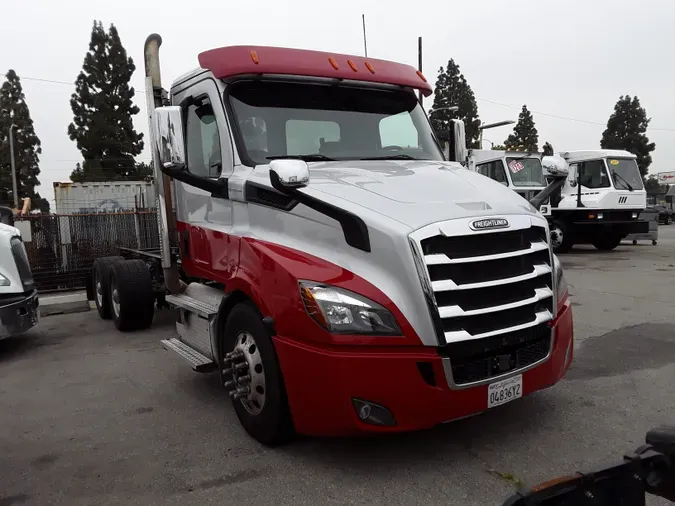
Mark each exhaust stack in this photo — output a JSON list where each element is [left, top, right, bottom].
[[143, 34, 186, 294]]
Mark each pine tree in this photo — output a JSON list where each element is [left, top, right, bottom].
[[600, 95, 655, 178], [0, 70, 50, 212], [68, 21, 144, 182], [504, 105, 538, 152], [429, 59, 481, 147]]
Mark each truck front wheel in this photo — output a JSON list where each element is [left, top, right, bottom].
[[92, 256, 124, 319], [549, 221, 573, 253], [222, 302, 294, 446], [108, 260, 155, 331], [591, 234, 623, 251]]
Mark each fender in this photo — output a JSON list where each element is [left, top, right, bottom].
[[196, 231, 423, 353]]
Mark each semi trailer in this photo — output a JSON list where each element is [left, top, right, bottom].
[[469, 148, 648, 253], [88, 34, 574, 444]]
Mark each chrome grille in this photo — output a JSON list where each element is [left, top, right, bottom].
[[415, 219, 554, 345], [10, 237, 34, 290]]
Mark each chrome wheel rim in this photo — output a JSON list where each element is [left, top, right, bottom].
[[95, 271, 103, 308], [550, 227, 564, 249], [232, 331, 266, 416], [111, 281, 120, 318]]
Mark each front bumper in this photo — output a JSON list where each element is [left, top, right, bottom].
[[274, 299, 573, 437], [0, 289, 39, 339], [573, 219, 649, 236]]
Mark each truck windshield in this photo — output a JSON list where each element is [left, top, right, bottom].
[[227, 80, 444, 166], [505, 157, 546, 187], [606, 158, 644, 191]]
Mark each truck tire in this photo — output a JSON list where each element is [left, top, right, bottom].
[[108, 259, 154, 331], [591, 234, 623, 251], [92, 256, 125, 319], [222, 302, 294, 446], [549, 221, 573, 254]]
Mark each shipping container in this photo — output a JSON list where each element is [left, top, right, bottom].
[[53, 181, 157, 214]]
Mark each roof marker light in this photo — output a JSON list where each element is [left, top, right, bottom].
[[250, 50, 259, 64], [416, 70, 427, 83], [365, 61, 375, 74], [347, 59, 358, 72], [328, 57, 339, 70]]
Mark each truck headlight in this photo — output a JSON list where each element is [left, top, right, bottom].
[[299, 281, 402, 335], [553, 254, 568, 310], [0, 272, 10, 286]]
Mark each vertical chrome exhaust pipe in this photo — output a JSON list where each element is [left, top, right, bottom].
[[144, 34, 186, 294]]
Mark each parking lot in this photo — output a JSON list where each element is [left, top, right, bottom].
[[1, 227, 674, 506]]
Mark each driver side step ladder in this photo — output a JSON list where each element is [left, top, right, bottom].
[[160, 292, 219, 373]]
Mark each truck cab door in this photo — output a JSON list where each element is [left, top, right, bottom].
[[172, 79, 238, 281]]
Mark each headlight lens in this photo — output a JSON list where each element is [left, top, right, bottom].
[[299, 281, 402, 335], [553, 254, 568, 306], [0, 272, 10, 286]]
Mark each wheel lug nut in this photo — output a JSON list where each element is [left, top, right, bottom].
[[224, 380, 235, 389], [237, 375, 251, 384], [221, 368, 233, 376], [234, 362, 248, 372]]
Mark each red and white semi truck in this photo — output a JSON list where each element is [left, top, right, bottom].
[[88, 34, 574, 444]]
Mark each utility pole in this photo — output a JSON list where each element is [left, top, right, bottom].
[[362, 14, 368, 57], [8, 124, 18, 209]]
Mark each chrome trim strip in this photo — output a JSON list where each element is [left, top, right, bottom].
[[443, 309, 553, 343], [438, 287, 553, 319], [431, 264, 552, 292], [424, 241, 548, 265]]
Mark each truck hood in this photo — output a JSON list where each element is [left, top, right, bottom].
[[0, 222, 20, 238], [295, 160, 539, 230]]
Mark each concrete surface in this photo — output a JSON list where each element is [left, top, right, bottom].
[[1, 227, 674, 505], [38, 291, 90, 316]]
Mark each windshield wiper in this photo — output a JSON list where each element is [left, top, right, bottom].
[[611, 170, 634, 191], [361, 154, 419, 160], [266, 154, 335, 162]]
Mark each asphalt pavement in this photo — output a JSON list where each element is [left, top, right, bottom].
[[1, 227, 674, 505]]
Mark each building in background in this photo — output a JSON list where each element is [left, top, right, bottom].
[[53, 181, 157, 214]]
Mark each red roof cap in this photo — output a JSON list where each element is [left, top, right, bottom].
[[198, 45, 433, 97]]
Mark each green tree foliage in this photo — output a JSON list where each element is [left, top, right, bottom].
[[644, 175, 666, 194], [429, 59, 481, 147], [491, 144, 507, 150], [600, 95, 655, 178], [0, 70, 50, 212], [68, 21, 144, 182], [504, 105, 538, 152]]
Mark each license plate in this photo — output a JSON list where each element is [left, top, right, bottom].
[[487, 374, 522, 408]]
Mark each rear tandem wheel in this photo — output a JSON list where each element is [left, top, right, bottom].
[[108, 259, 155, 331]]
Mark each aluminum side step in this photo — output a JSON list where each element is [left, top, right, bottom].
[[161, 338, 217, 373], [165, 293, 219, 318]]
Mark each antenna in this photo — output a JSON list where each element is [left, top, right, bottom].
[[362, 14, 368, 57]]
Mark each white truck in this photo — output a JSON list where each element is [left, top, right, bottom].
[[0, 205, 39, 339], [469, 149, 648, 252], [87, 34, 575, 445]]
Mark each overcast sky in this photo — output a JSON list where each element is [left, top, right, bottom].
[[2, 0, 674, 206]]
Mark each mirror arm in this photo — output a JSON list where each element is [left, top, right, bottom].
[[161, 165, 229, 199], [529, 175, 566, 210]]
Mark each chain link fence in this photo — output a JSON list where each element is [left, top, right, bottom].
[[14, 210, 159, 292]]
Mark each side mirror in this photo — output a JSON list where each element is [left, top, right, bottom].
[[269, 159, 310, 191], [541, 155, 569, 177], [568, 164, 578, 187], [154, 106, 186, 170], [448, 119, 467, 164]]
